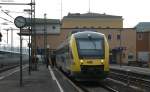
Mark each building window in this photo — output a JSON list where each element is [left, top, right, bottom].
[[122, 53, 126, 58], [75, 26, 79, 29], [117, 34, 121, 40], [108, 34, 111, 40], [83, 26, 87, 28], [91, 26, 94, 29], [98, 26, 101, 28], [138, 34, 142, 40], [128, 55, 133, 59], [52, 26, 56, 29]]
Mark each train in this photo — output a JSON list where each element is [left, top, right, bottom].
[[55, 31, 109, 81]]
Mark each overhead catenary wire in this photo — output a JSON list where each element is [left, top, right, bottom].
[[1, 9, 15, 19], [0, 16, 13, 23]]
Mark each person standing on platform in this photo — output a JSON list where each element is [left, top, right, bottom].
[[51, 54, 56, 67], [46, 56, 49, 68]]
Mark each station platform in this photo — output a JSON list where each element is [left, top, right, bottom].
[[110, 64, 150, 76], [0, 65, 60, 92]]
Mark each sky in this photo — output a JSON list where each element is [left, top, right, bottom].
[[37, 0, 150, 28], [0, 0, 150, 47], [1, 0, 150, 27]]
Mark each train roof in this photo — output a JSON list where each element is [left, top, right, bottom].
[[56, 31, 105, 51], [73, 31, 104, 39]]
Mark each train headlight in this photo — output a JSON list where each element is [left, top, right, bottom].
[[80, 60, 83, 63], [101, 60, 104, 63]]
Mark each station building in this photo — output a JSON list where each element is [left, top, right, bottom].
[[62, 12, 123, 28], [58, 13, 136, 64]]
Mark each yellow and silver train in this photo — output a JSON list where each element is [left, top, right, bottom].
[[56, 31, 109, 81]]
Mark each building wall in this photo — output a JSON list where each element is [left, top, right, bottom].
[[35, 24, 60, 34], [136, 32, 149, 51], [36, 34, 61, 50], [149, 32, 150, 52], [98, 29, 136, 64], [62, 18, 123, 28], [136, 32, 150, 62]]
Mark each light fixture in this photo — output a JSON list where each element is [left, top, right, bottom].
[[80, 60, 83, 63]]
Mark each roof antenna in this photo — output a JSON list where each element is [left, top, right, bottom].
[[61, 0, 63, 19], [88, 0, 91, 13]]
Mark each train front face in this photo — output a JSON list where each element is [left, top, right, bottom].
[[70, 31, 109, 80]]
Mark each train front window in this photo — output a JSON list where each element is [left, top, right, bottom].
[[77, 38, 104, 58]]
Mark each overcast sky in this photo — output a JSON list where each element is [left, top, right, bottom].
[[1, 0, 150, 27], [35, 0, 150, 28], [0, 0, 150, 46]]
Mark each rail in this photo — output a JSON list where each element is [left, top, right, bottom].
[[0, 64, 19, 73], [110, 69, 150, 91], [56, 67, 119, 92]]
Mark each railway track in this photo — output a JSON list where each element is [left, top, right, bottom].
[[0, 64, 19, 73], [76, 81, 119, 92], [109, 69, 150, 92], [54, 65, 150, 92], [56, 68, 119, 92]]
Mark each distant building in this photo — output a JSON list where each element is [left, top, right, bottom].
[[135, 22, 150, 32], [62, 13, 123, 28], [22, 18, 61, 35], [135, 22, 150, 63], [21, 18, 61, 54]]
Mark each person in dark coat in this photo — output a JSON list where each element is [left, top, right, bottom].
[[46, 56, 49, 68], [51, 54, 56, 67]]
